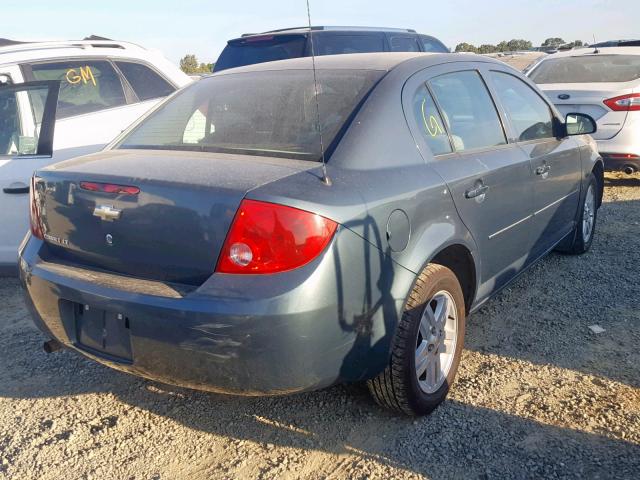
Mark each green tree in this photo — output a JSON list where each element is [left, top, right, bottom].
[[542, 37, 565, 48], [180, 55, 213, 74], [478, 44, 497, 54], [506, 39, 533, 51], [494, 41, 506, 52], [180, 54, 199, 74], [455, 42, 478, 53]]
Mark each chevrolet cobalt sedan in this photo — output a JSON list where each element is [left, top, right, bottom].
[[21, 53, 603, 415]]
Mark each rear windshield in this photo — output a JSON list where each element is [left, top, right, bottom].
[[215, 35, 306, 71], [530, 55, 640, 83], [117, 69, 383, 160]]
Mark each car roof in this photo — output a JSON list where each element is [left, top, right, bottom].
[[0, 39, 163, 66], [237, 26, 418, 40], [541, 46, 640, 59], [212, 52, 498, 76]]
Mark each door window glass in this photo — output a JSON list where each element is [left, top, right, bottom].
[[429, 70, 506, 151], [413, 85, 451, 155], [0, 84, 51, 155], [491, 71, 554, 141], [29, 60, 126, 118], [115, 61, 175, 101], [389, 35, 420, 52]]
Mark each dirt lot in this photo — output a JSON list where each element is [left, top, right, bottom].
[[1, 173, 639, 480]]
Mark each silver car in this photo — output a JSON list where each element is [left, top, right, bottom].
[[528, 47, 640, 173]]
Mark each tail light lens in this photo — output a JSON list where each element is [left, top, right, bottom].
[[216, 199, 338, 274], [29, 176, 44, 239], [604, 93, 640, 111], [79, 181, 140, 195]]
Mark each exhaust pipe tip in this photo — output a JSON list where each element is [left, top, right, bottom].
[[43, 339, 62, 354], [624, 166, 636, 175]]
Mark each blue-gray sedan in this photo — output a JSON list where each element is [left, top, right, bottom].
[[20, 53, 603, 415]]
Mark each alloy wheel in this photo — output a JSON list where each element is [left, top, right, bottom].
[[582, 184, 595, 243], [415, 290, 458, 394]]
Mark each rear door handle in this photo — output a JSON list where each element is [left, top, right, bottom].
[[465, 185, 489, 199], [3, 183, 29, 194]]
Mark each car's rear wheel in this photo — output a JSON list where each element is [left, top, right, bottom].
[[367, 264, 465, 416], [557, 173, 598, 255]]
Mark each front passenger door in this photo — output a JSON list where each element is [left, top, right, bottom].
[[0, 81, 59, 269], [487, 70, 581, 255]]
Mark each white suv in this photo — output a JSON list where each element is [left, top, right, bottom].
[[527, 47, 640, 174], [0, 39, 191, 273]]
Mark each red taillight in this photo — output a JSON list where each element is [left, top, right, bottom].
[[216, 199, 338, 274], [603, 93, 640, 111], [79, 181, 140, 195], [29, 176, 43, 239], [606, 153, 639, 159]]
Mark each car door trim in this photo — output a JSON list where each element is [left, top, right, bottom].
[[488, 214, 533, 240], [533, 190, 579, 216]]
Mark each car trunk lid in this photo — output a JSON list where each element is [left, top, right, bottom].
[[35, 149, 316, 285], [539, 83, 634, 140]]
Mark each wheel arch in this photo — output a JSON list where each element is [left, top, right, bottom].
[[430, 244, 477, 314]]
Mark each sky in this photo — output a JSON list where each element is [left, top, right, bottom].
[[1, 0, 636, 65]]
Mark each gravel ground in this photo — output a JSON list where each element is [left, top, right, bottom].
[[1, 173, 639, 480]]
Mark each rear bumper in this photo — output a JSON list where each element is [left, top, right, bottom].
[[597, 116, 640, 172], [600, 153, 640, 173], [19, 228, 414, 395]]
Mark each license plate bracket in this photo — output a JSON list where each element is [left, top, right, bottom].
[[75, 303, 133, 362]]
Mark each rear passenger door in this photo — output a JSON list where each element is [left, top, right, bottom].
[[486, 68, 581, 255], [0, 80, 59, 267], [404, 63, 536, 300]]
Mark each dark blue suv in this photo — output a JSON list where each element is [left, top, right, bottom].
[[214, 26, 448, 71]]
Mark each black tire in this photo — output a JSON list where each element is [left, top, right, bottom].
[[558, 173, 598, 255], [367, 264, 466, 416]]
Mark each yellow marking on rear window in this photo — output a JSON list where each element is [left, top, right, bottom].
[[65, 66, 97, 86]]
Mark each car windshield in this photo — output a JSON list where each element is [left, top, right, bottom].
[[215, 35, 307, 71], [530, 55, 640, 83], [117, 69, 384, 160]]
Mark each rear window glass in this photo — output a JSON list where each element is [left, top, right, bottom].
[[215, 35, 306, 71], [117, 69, 383, 161], [29, 60, 126, 118], [530, 55, 640, 83], [314, 34, 385, 55], [419, 35, 449, 53], [389, 35, 420, 52], [413, 85, 451, 155], [115, 61, 175, 101]]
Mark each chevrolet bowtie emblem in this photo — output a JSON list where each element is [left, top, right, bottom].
[[93, 204, 121, 222]]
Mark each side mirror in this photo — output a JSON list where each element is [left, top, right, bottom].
[[565, 113, 597, 136]]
